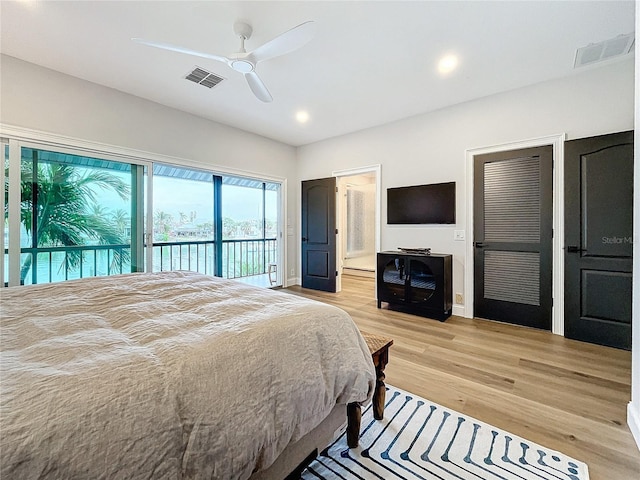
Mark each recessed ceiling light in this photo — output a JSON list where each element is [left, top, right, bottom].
[[438, 54, 459, 75], [296, 111, 310, 124]]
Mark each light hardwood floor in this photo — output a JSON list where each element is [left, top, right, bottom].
[[285, 275, 640, 480]]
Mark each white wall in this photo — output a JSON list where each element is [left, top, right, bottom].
[[297, 58, 634, 314], [0, 54, 299, 283], [628, 2, 640, 452]]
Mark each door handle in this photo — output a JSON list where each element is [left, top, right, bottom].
[[474, 242, 484, 248], [301, 237, 308, 242], [566, 246, 586, 253]]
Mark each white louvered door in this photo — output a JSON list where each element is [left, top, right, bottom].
[[473, 146, 553, 330]]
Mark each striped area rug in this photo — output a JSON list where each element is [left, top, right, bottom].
[[303, 385, 589, 480]]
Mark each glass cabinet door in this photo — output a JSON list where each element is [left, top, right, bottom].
[[381, 257, 406, 299], [408, 259, 436, 303]]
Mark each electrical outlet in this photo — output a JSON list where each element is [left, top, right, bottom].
[[455, 293, 464, 304], [454, 230, 465, 241], [290, 269, 295, 276]]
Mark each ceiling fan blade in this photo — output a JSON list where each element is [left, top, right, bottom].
[[132, 38, 230, 64], [244, 71, 273, 102], [250, 21, 316, 63]]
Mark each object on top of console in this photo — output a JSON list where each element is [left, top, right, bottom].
[[398, 247, 431, 255]]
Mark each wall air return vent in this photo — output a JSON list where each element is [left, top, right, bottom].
[[574, 32, 634, 68], [185, 66, 225, 88]]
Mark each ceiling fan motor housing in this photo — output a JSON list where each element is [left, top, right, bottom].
[[233, 22, 253, 40]]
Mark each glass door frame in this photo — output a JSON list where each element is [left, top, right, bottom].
[[273, 180, 285, 287], [4, 139, 154, 287], [1, 140, 7, 287]]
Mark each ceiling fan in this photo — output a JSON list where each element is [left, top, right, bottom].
[[132, 21, 316, 103]]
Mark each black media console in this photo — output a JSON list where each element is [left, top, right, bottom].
[[376, 251, 452, 321]]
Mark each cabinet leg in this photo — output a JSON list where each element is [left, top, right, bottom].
[[377, 299, 381, 308]]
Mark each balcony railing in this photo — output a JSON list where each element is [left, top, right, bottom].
[[6, 238, 277, 285]]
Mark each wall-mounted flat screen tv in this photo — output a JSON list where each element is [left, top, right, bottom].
[[387, 182, 456, 224]]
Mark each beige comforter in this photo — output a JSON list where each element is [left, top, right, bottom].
[[0, 271, 375, 480]]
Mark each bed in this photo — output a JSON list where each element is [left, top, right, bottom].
[[0, 271, 376, 479]]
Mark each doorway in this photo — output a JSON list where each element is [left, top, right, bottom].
[[466, 134, 565, 333], [473, 146, 554, 330], [334, 165, 381, 292], [337, 173, 377, 277], [301, 165, 380, 293], [301, 177, 337, 292], [564, 131, 633, 350]]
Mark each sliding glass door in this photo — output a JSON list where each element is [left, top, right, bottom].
[[150, 167, 282, 287], [151, 163, 220, 276], [4, 144, 150, 286], [221, 179, 279, 284], [3, 141, 283, 289]]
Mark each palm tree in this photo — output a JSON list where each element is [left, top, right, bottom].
[[153, 210, 173, 241], [111, 209, 130, 236], [222, 217, 237, 239], [86, 204, 131, 274], [238, 220, 254, 238], [18, 161, 130, 283]]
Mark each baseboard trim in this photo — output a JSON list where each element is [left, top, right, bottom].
[[342, 268, 375, 279], [286, 277, 300, 287], [627, 402, 640, 452], [453, 305, 465, 317]]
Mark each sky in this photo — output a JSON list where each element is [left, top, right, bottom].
[[96, 173, 277, 224], [153, 177, 264, 223]]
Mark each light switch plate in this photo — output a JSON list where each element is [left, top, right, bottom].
[[454, 230, 465, 241]]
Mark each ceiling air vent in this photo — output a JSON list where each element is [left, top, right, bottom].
[[185, 66, 225, 88], [574, 32, 634, 68]]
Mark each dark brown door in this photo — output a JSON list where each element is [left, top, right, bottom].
[[564, 131, 633, 350], [301, 177, 337, 292], [474, 146, 553, 329]]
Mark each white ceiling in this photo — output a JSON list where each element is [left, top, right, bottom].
[[0, 1, 635, 147]]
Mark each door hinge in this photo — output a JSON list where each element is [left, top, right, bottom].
[[336, 271, 339, 276], [335, 228, 339, 235], [335, 186, 338, 193]]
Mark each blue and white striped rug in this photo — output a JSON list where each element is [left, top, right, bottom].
[[303, 385, 589, 480]]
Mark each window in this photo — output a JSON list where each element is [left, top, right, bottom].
[[9, 146, 147, 285], [3, 140, 283, 288]]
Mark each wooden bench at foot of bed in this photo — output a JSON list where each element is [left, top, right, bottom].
[[346, 331, 394, 448]]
